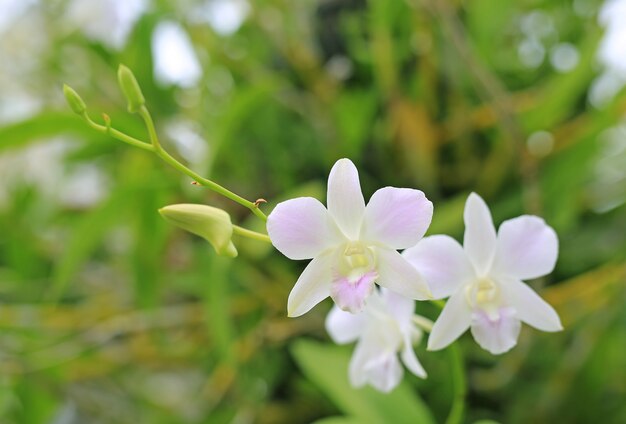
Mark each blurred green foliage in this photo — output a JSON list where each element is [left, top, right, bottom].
[[0, 0, 625, 423]]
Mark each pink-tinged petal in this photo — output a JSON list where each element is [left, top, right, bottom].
[[325, 305, 365, 344], [403, 235, 475, 299], [330, 270, 377, 313], [361, 187, 433, 249], [470, 307, 521, 355], [376, 248, 432, 300], [349, 339, 403, 393], [501, 279, 562, 332], [400, 337, 427, 379], [492, 215, 559, 280], [287, 252, 335, 317], [463, 193, 497, 276], [427, 290, 472, 351], [327, 158, 366, 240], [267, 197, 344, 260]]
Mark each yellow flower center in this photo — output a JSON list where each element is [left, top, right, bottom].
[[465, 278, 500, 309], [338, 241, 376, 280]]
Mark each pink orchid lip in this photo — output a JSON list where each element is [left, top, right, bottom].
[[330, 270, 378, 313], [471, 305, 515, 325]]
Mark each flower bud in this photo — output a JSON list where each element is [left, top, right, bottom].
[[63, 84, 86, 115], [159, 204, 238, 258], [117, 64, 145, 113]]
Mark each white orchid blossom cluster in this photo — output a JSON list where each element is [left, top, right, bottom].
[[64, 71, 562, 395], [267, 158, 562, 392]]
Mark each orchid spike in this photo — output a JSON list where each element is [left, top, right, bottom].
[[404, 193, 562, 355], [267, 158, 433, 317], [325, 288, 429, 392]]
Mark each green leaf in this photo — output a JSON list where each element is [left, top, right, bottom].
[[49, 189, 130, 300], [291, 339, 436, 424], [313, 417, 364, 424], [0, 112, 93, 152]]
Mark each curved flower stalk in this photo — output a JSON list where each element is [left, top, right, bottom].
[[325, 288, 430, 393], [267, 158, 433, 317], [404, 193, 562, 355]]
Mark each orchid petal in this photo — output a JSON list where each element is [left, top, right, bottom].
[[287, 251, 334, 317], [363, 352, 404, 393], [380, 288, 415, 332], [327, 158, 366, 240], [470, 307, 521, 355], [463, 193, 497, 276], [330, 270, 377, 314], [376, 248, 432, 300], [501, 279, 563, 331], [403, 235, 475, 299], [349, 339, 402, 393], [427, 290, 472, 351], [492, 215, 559, 280], [325, 305, 365, 344], [361, 187, 433, 249], [401, 337, 427, 379], [267, 197, 343, 260], [348, 338, 376, 388]]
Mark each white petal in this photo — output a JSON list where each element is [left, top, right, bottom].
[[427, 290, 472, 351], [380, 288, 415, 331], [400, 337, 427, 379], [349, 340, 403, 393], [375, 248, 432, 300], [287, 252, 334, 317], [348, 338, 376, 388], [492, 215, 559, 280], [327, 158, 366, 240], [361, 187, 433, 249], [325, 305, 365, 344], [463, 193, 497, 276], [501, 279, 562, 331], [267, 197, 343, 260], [364, 352, 404, 393], [470, 307, 521, 355], [403, 235, 475, 299]]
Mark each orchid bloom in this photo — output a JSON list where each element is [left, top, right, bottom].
[[325, 288, 429, 392], [267, 158, 433, 316], [404, 193, 562, 355]]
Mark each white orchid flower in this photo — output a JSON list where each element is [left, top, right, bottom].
[[404, 193, 563, 355], [267, 158, 433, 317], [325, 288, 429, 393]]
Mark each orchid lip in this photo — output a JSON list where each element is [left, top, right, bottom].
[[330, 241, 379, 313]]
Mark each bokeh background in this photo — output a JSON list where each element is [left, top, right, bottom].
[[1, 0, 625, 423]]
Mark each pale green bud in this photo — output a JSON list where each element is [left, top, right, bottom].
[[117, 64, 145, 113], [63, 84, 86, 115], [159, 204, 238, 258]]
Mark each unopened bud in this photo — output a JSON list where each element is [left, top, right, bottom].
[[159, 204, 238, 258], [117, 64, 145, 113], [63, 84, 86, 115]]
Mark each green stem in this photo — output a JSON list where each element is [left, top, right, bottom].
[[431, 299, 446, 309], [232, 225, 272, 243], [445, 343, 466, 424], [82, 112, 154, 152], [81, 108, 267, 222], [136, 106, 267, 222], [138, 106, 162, 151]]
